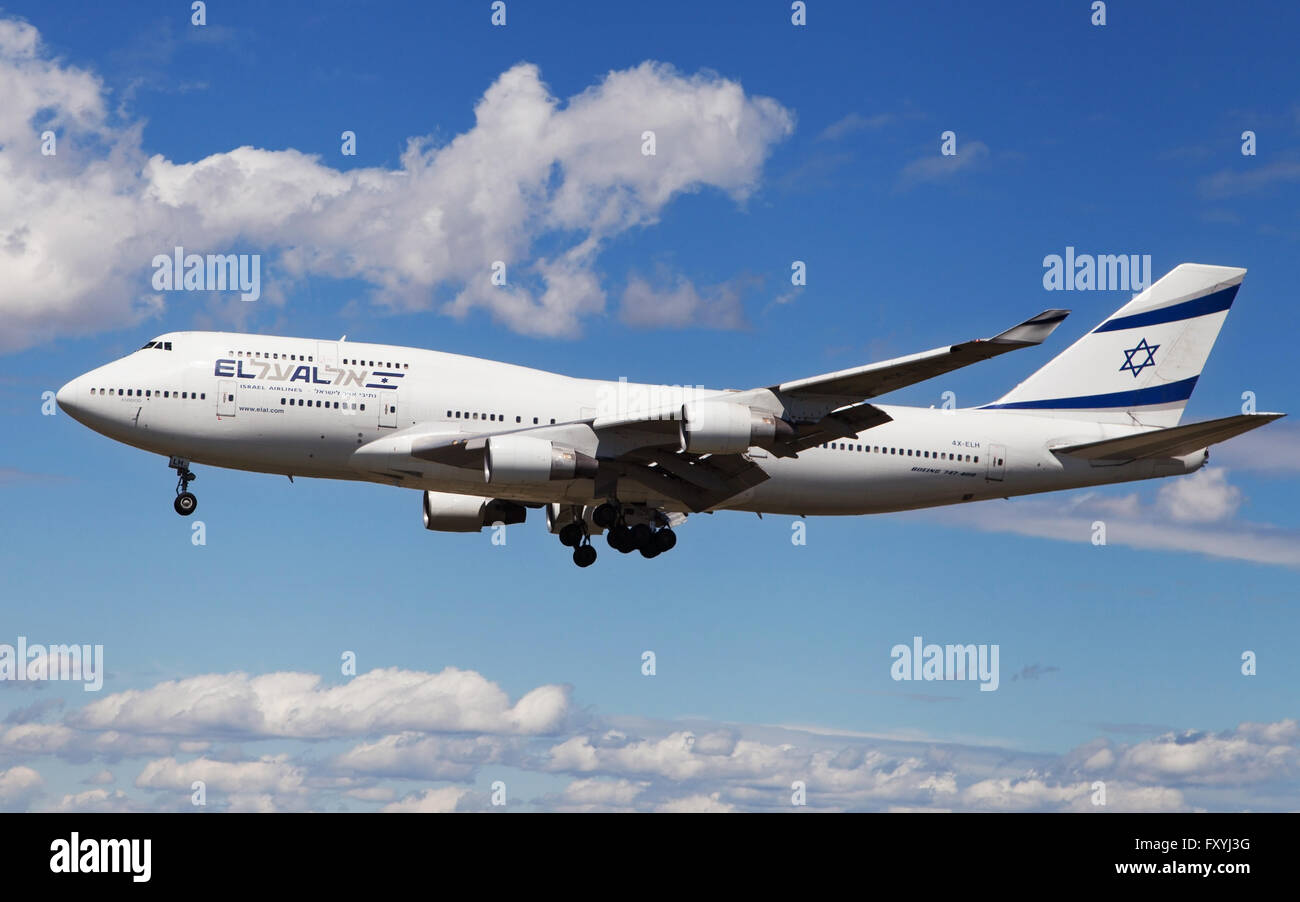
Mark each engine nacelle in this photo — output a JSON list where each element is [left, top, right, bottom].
[[422, 491, 526, 533], [484, 434, 598, 484], [679, 401, 791, 454]]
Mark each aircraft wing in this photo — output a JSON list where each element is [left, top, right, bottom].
[[746, 308, 1070, 405], [352, 307, 1070, 510]]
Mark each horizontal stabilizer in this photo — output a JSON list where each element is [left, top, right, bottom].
[[1051, 412, 1285, 461]]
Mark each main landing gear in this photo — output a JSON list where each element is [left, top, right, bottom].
[[599, 502, 676, 560], [169, 456, 198, 516], [554, 501, 678, 567]]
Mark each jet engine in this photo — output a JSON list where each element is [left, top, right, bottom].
[[422, 491, 527, 532], [679, 401, 792, 454], [483, 434, 598, 484]]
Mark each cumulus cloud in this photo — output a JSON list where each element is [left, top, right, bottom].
[[136, 755, 306, 799], [0, 17, 794, 351], [9, 662, 1299, 811], [335, 732, 518, 781], [73, 667, 572, 739], [0, 764, 43, 805], [43, 787, 138, 813], [381, 786, 470, 813], [1156, 467, 1242, 523]]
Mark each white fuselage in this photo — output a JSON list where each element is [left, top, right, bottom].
[[57, 331, 1205, 516]]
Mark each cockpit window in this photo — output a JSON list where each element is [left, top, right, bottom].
[[141, 339, 173, 351], [141, 341, 156, 349]]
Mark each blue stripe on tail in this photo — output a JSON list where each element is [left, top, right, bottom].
[[981, 375, 1199, 411], [1092, 285, 1237, 333]]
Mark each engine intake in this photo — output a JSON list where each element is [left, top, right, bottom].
[[484, 434, 598, 484], [422, 491, 527, 532], [679, 401, 791, 454]]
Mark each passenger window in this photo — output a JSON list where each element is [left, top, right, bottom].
[[360, 404, 365, 411], [533, 417, 538, 424], [515, 416, 521, 423]]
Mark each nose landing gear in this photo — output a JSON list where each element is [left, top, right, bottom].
[[169, 456, 198, 516]]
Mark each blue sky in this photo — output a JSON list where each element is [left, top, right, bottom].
[[0, 0, 1297, 811]]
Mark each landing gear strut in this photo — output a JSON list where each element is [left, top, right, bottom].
[[169, 456, 198, 516]]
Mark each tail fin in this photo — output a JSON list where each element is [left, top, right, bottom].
[[982, 263, 1244, 427]]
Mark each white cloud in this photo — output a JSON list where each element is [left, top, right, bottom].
[[135, 755, 307, 797], [922, 478, 1300, 568], [899, 140, 990, 186], [0, 18, 794, 351], [0, 764, 43, 805], [335, 732, 517, 781], [73, 667, 572, 739], [620, 273, 750, 330], [11, 660, 1300, 812], [1156, 467, 1242, 523], [817, 112, 893, 141], [655, 791, 735, 813], [380, 786, 470, 813], [1113, 729, 1300, 786], [44, 788, 136, 813], [554, 777, 647, 811]]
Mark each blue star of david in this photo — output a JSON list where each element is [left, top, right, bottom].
[[1119, 337, 1159, 378]]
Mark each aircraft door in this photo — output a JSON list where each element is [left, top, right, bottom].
[[986, 443, 1006, 481], [218, 381, 237, 417], [379, 392, 398, 428]]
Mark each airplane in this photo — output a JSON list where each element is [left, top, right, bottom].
[[56, 263, 1283, 567]]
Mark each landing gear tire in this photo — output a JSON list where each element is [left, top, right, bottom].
[[630, 523, 653, 551], [592, 503, 619, 529], [608, 525, 634, 553], [174, 492, 198, 516], [559, 522, 585, 548], [639, 544, 660, 559], [654, 528, 676, 553], [573, 545, 597, 568]]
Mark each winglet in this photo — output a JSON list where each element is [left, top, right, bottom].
[[990, 309, 1070, 345]]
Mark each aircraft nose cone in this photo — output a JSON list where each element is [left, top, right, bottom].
[[56, 378, 83, 419]]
